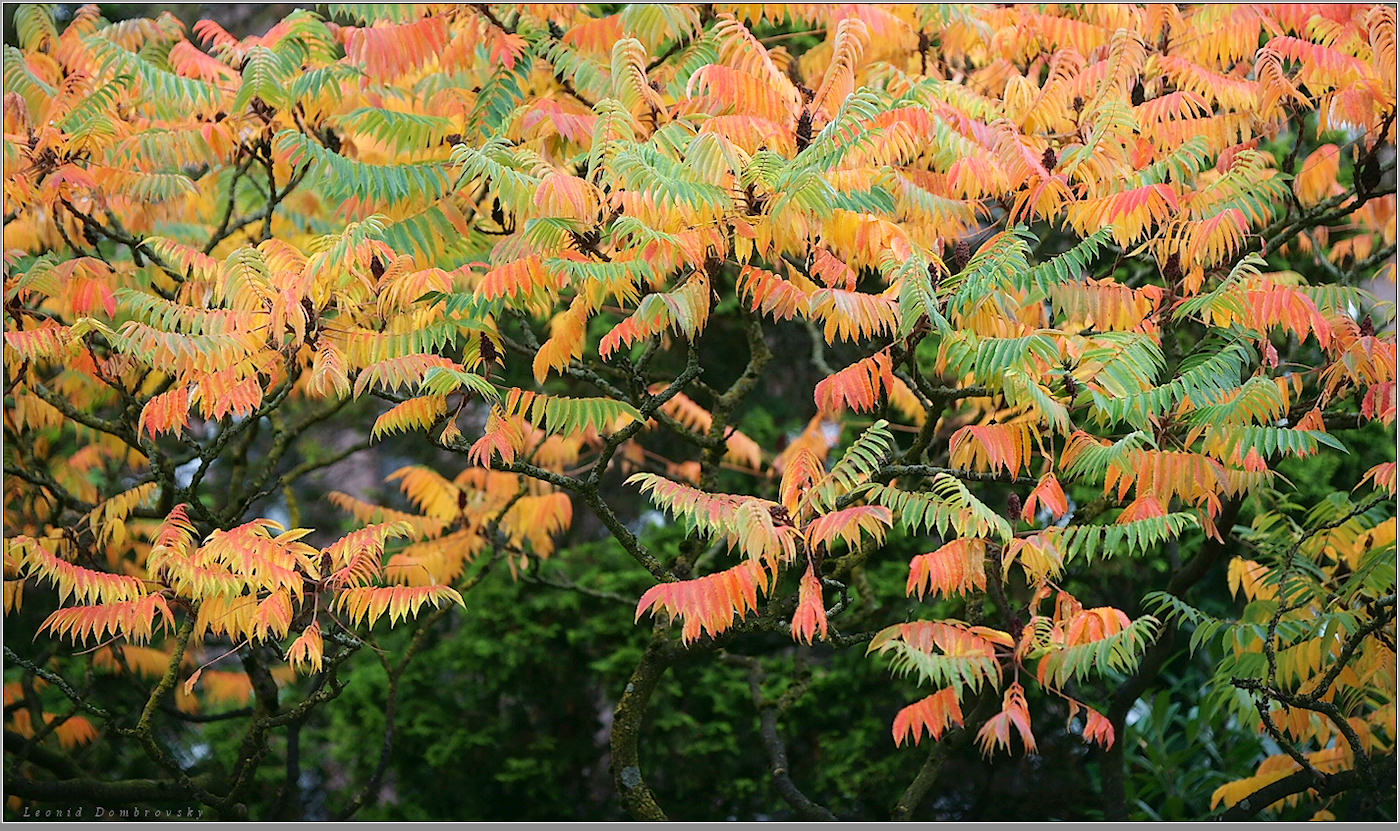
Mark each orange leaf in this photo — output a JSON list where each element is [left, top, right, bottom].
[[138, 386, 192, 439], [803, 505, 892, 552], [976, 682, 1037, 756], [286, 621, 324, 674], [1022, 474, 1068, 523], [635, 560, 769, 645], [790, 564, 828, 644], [1064, 607, 1132, 645], [814, 351, 894, 415], [893, 688, 964, 746], [1082, 705, 1115, 749], [779, 444, 826, 517], [183, 668, 204, 696], [738, 265, 810, 321], [907, 539, 988, 599], [950, 422, 1033, 476]]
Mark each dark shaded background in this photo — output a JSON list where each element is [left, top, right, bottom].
[[4, 3, 302, 42]]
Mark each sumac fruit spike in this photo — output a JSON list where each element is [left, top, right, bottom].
[[796, 109, 813, 151], [952, 239, 972, 272], [480, 333, 500, 367], [1163, 252, 1181, 287]]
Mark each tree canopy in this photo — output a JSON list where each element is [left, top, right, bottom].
[[3, 2, 1396, 821]]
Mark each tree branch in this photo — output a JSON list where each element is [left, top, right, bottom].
[[5, 773, 217, 804], [1215, 753, 1395, 820], [610, 629, 673, 821], [724, 654, 837, 820]]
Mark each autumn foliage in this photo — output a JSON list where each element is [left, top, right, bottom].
[[3, 2, 1396, 821]]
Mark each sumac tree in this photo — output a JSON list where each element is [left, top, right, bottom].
[[2, 2, 1396, 821]]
